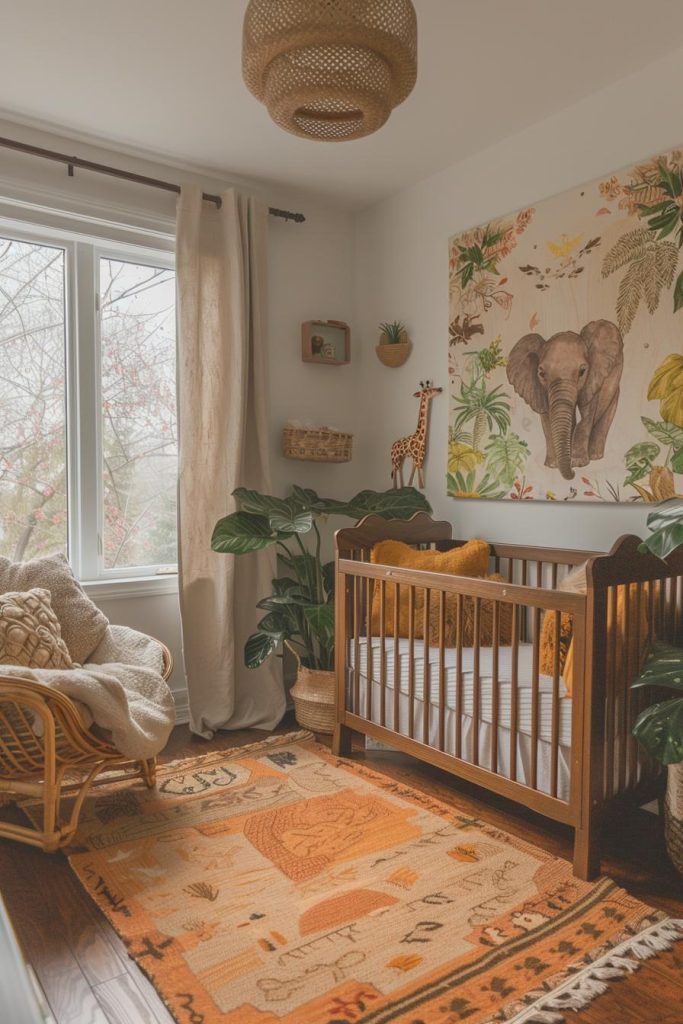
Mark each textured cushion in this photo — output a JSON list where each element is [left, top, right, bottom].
[[539, 564, 586, 692], [427, 573, 514, 648], [370, 539, 490, 639], [0, 588, 73, 669], [0, 554, 108, 663]]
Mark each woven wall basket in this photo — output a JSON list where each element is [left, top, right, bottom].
[[283, 426, 352, 462], [376, 340, 412, 367], [665, 762, 683, 874], [286, 643, 337, 733], [242, 0, 418, 141]]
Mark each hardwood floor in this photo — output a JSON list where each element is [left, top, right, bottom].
[[1, 718, 681, 1023]]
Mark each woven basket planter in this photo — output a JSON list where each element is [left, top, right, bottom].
[[286, 643, 336, 733], [283, 425, 352, 463], [664, 761, 683, 874], [376, 339, 411, 367]]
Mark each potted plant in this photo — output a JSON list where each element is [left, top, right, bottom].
[[376, 320, 412, 367], [211, 484, 430, 732], [631, 497, 683, 871]]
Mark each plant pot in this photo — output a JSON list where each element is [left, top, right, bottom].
[[664, 761, 683, 873], [286, 643, 336, 733], [375, 338, 411, 367]]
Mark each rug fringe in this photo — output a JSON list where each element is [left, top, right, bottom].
[[509, 918, 683, 1023]]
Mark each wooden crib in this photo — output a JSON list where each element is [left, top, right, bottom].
[[332, 512, 683, 879]]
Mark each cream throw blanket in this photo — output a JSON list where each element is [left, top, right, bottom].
[[0, 625, 175, 760]]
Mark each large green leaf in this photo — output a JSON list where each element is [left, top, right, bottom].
[[256, 611, 288, 637], [316, 486, 431, 520], [245, 632, 278, 669], [211, 511, 281, 554], [303, 603, 335, 640], [322, 560, 336, 602], [674, 270, 683, 314], [639, 498, 683, 560], [632, 696, 683, 765], [232, 488, 284, 515], [268, 505, 313, 535], [631, 641, 683, 692]]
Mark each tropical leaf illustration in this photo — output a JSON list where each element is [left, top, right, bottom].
[[603, 229, 678, 333], [601, 228, 652, 276], [484, 433, 529, 488], [641, 417, 683, 450]]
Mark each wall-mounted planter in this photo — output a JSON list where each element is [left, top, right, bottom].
[[375, 339, 412, 367]]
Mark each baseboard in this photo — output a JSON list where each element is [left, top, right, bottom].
[[172, 688, 190, 726]]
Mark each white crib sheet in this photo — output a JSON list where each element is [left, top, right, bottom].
[[347, 638, 572, 800]]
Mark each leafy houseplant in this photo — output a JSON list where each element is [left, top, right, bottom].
[[378, 320, 407, 344], [211, 485, 431, 673], [631, 497, 683, 871], [376, 320, 411, 367]]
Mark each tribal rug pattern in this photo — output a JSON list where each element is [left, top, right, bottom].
[[63, 732, 681, 1024]]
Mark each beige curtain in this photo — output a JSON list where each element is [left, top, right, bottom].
[[176, 185, 285, 736]]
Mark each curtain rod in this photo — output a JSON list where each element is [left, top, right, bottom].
[[0, 135, 306, 223]]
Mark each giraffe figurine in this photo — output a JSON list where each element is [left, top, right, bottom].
[[391, 380, 443, 488]]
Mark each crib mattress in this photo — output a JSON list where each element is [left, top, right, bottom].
[[347, 638, 573, 799]]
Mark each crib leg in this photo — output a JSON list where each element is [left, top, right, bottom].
[[573, 817, 601, 880], [332, 723, 353, 757]]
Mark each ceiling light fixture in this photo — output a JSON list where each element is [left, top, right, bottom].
[[242, 0, 417, 142]]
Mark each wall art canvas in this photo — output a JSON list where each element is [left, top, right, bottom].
[[447, 144, 683, 502]]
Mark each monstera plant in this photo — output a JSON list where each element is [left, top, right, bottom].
[[211, 485, 430, 672], [632, 497, 683, 871]]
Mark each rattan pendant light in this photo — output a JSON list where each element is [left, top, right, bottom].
[[242, 0, 417, 142]]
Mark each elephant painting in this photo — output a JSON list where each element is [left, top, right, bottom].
[[506, 319, 624, 481]]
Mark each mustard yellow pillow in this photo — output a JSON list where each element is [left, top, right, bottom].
[[427, 573, 514, 648], [0, 588, 73, 670], [370, 539, 490, 639], [539, 565, 648, 696]]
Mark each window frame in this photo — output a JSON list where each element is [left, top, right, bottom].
[[0, 215, 178, 587]]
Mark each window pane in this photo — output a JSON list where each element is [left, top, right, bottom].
[[0, 237, 67, 561], [100, 258, 177, 570]]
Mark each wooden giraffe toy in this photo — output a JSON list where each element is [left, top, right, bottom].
[[391, 380, 442, 488]]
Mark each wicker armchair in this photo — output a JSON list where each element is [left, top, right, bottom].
[[0, 639, 173, 852]]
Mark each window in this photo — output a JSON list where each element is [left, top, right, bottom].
[[0, 223, 177, 582], [0, 238, 67, 562]]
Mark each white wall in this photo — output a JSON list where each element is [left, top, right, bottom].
[[0, 118, 360, 718], [353, 47, 683, 552]]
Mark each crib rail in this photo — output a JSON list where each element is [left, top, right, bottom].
[[335, 556, 586, 823]]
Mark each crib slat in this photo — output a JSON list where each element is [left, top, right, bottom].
[[491, 600, 500, 774], [618, 584, 630, 793], [472, 597, 481, 766], [423, 588, 431, 745], [365, 575, 373, 721], [393, 582, 400, 731], [551, 610, 561, 799], [408, 585, 415, 739], [438, 590, 446, 752], [379, 580, 386, 728], [628, 581, 642, 789], [510, 604, 519, 782], [353, 576, 361, 716], [605, 585, 618, 799], [530, 606, 541, 790], [455, 595, 464, 759]]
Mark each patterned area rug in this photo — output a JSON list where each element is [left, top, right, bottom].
[[62, 731, 681, 1024]]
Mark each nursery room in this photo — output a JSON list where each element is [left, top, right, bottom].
[[1, 1, 683, 1021]]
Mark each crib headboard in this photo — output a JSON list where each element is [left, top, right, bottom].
[[335, 512, 453, 559]]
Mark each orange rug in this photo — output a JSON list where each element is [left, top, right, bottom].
[[63, 731, 681, 1024]]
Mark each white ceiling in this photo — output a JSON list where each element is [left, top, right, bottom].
[[1, 0, 683, 209]]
